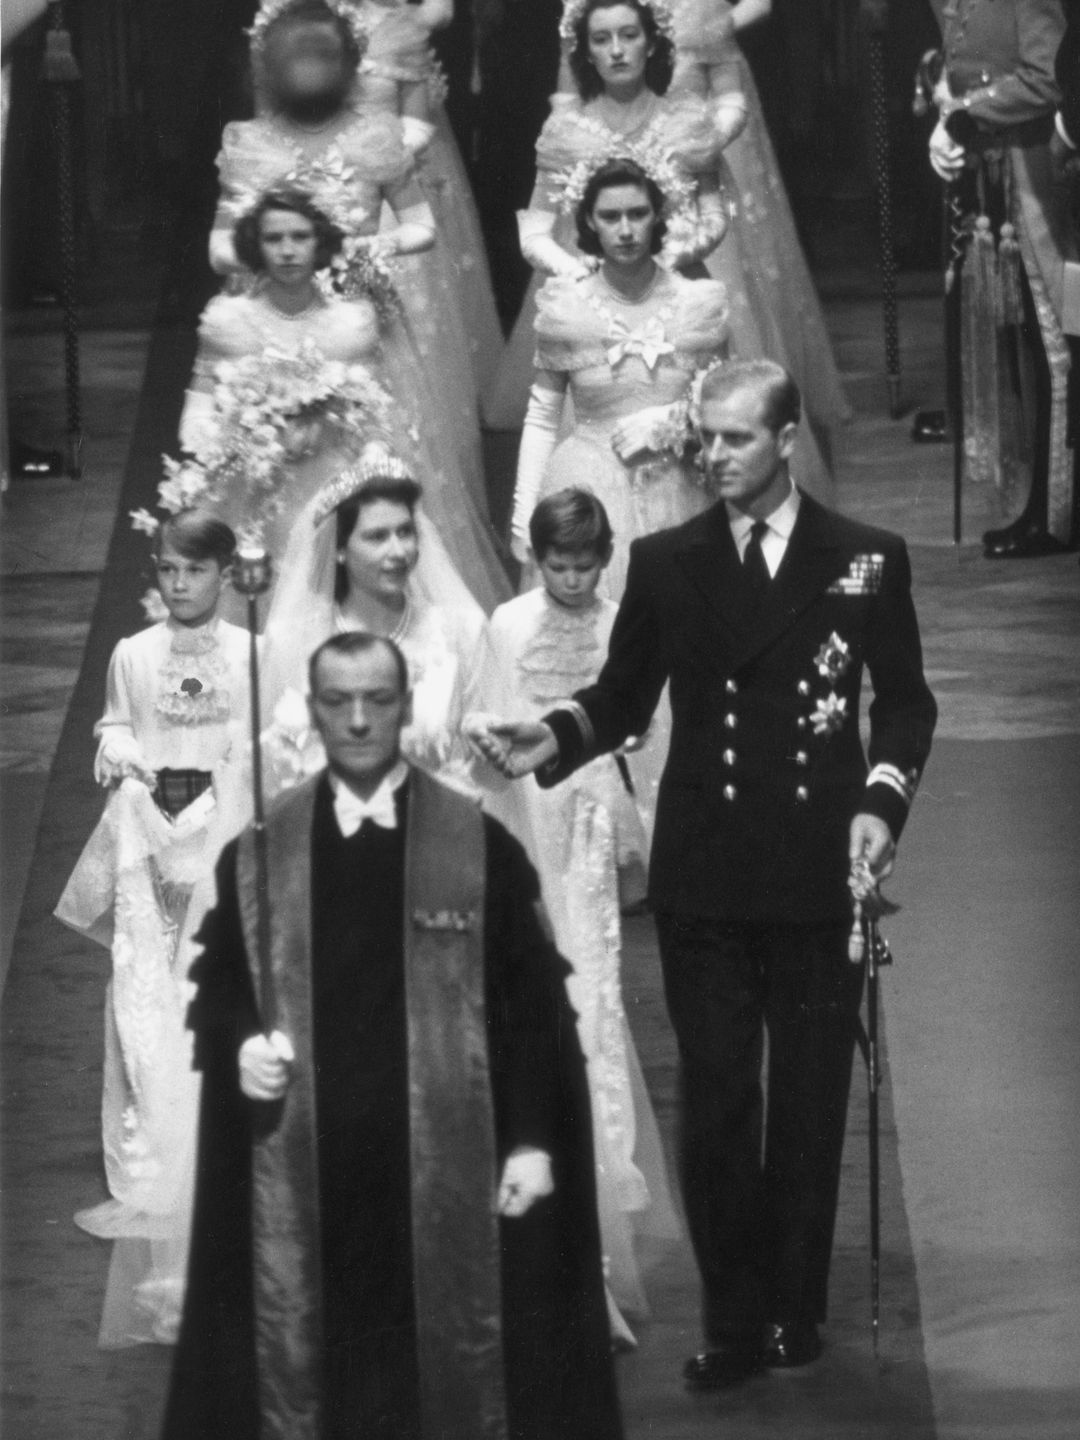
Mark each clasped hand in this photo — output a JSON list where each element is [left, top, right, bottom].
[[239, 1030, 296, 1101], [610, 404, 675, 462], [928, 116, 965, 181], [497, 1146, 554, 1218], [463, 713, 558, 779], [848, 813, 895, 882]]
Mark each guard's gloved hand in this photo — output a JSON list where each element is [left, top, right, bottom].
[[239, 1030, 295, 1101], [497, 1146, 554, 1217]]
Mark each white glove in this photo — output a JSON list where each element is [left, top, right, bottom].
[[713, 96, 748, 148], [400, 115, 437, 156], [178, 388, 219, 456], [239, 1030, 296, 1101], [610, 401, 688, 462], [497, 1146, 554, 1217], [208, 224, 238, 277], [511, 384, 564, 561], [929, 117, 965, 181], [387, 200, 437, 256], [519, 209, 591, 279], [95, 733, 156, 787]]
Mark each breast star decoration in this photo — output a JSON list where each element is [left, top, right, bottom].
[[814, 632, 852, 684], [810, 692, 848, 737]]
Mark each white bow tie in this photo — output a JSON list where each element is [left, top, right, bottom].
[[334, 785, 399, 836]]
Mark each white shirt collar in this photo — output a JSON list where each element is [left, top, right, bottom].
[[329, 759, 409, 836], [726, 478, 801, 546]]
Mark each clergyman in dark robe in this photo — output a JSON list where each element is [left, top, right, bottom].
[[161, 630, 624, 1440]]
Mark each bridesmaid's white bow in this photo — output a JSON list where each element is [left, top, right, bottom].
[[606, 316, 674, 371]]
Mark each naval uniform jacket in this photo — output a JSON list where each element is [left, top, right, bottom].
[[539, 494, 937, 926]]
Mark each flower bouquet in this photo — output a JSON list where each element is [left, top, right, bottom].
[[145, 340, 393, 547]]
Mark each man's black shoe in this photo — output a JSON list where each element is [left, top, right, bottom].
[[683, 1340, 763, 1390], [761, 1320, 822, 1369], [911, 409, 949, 443], [982, 519, 1072, 559]]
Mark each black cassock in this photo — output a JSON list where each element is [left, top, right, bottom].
[[162, 778, 622, 1440]]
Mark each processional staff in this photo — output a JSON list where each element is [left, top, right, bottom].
[[232, 547, 276, 1036]]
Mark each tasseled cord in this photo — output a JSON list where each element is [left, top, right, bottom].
[[997, 221, 1023, 326]]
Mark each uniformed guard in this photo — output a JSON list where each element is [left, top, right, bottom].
[[927, 0, 1077, 556], [472, 358, 938, 1388]]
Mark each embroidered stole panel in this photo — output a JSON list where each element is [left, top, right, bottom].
[[236, 773, 507, 1440]]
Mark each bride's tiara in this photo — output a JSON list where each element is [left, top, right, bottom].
[[559, 0, 677, 45], [249, 0, 370, 58], [313, 442, 418, 525], [557, 137, 696, 218]]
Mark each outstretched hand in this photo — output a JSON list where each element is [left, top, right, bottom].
[[463, 713, 559, 779]]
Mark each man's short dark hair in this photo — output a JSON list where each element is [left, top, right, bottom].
[[154, 510, 237, 567], [308, 630, 409, 697], [575, 158, 667, 257], [233, 188, 344, 272], [529, 487, 614, 560], [699, 359, 802, 434]]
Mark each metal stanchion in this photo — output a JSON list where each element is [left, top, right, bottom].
[[42, 1, 82, 477], [867, 20, 903, 417]]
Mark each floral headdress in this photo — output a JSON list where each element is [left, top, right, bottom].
[[222, 164, 402, 321], [312, 440, 418, 525], [559, 0, 677, 45], [249, 0, 370, 58], [556, 136, 696, 220]]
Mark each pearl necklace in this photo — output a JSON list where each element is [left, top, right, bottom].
[[593, 90, 658, 139], [259, 289, 324, 322], [335, 593, 412, 644]]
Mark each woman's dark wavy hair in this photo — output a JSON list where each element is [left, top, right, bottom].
[[262, 0, 363, 76], [233, 187, 344, 272], [568, 0, 674, 101], [575, 158, 667, 256], [333, 476, 423, 602]]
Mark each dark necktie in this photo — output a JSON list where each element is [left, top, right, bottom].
[[742, 520, 771, 599]]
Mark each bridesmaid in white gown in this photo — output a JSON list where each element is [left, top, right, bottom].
[[484, 0, 726, 431], [490, 0, 835, 497], [184, 185, 509, 612], [510, 155, 728, 842], [207, 0, 509, 607], [350, 0, 504, 408]]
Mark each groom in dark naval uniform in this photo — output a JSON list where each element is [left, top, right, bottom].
[[161, 633, 622, 1440], [477, 359, 937, 1386]]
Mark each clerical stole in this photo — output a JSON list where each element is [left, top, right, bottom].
[[236, 770, 508, 1440]]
